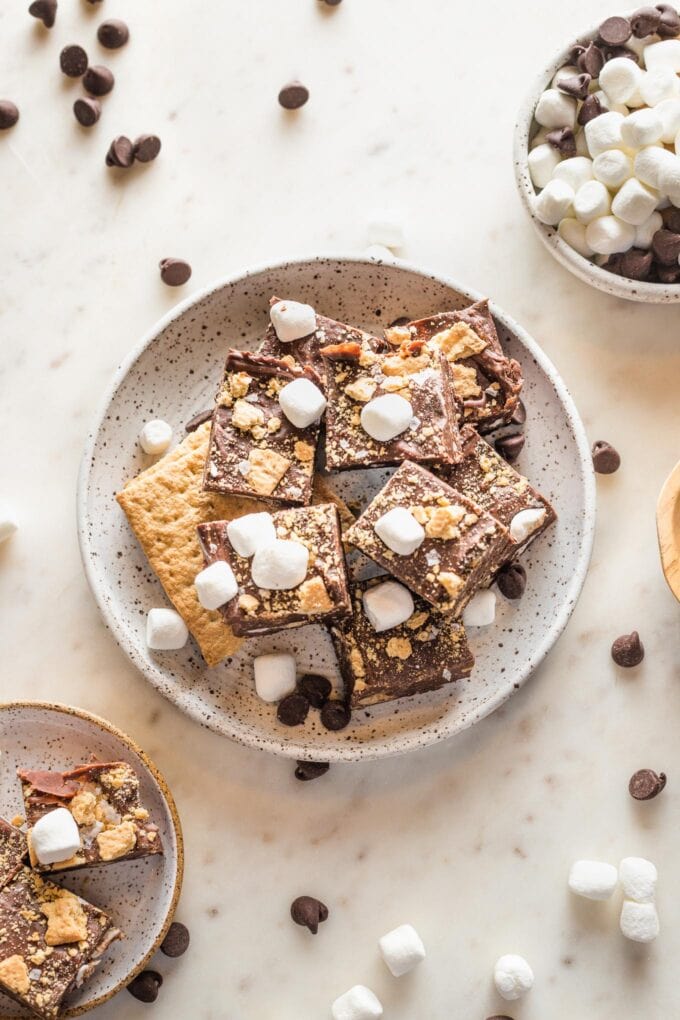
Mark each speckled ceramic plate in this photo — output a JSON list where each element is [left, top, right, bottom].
[[0, 702, 183, 1017], [78, 255, 595, 762]]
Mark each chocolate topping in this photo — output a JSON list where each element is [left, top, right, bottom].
[[546, 127, 576, 157], [17, 770, 79, 798], [578, 42, 605, 77], [578, 94, 604, 126]]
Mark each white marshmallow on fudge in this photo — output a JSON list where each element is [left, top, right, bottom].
[[657, 97, 680, 143], [509, 507, 547, 544], [558, 218, 594, 257], [194, 561, 238, 611], [640, 67, 680, 107], [374, 507, 425, 556], [621, 107, 664, 150], [367, 211, 405, 251], [139, 419, 173, 456], [644, 38, 680, 73], [619, 857, 657, 903], [278, 377, 327, 429], [270, 299, 316, 342], [620, 900, 660, 943], [253, 651, 296, 702], [227, 512, 276, 558], [362, 580, 414, 633], [593, 149, 633, 190], [493, 954, 534, 1001], [534, 88, 576, 129], [612, 178, 659, 226], [533, 179, 574, 226], [379, 923, 426, 977], [573, 180, 611, 224], [0, 500, 18, 544], [360, 393, 413, 442], [599, 58, 644, 105], [30, 808, 81, 865], [528, 144, 562, 189], [585, 215, 636, 255], [635, 210, 663, 248], [585, 111, 626, 157], [553, 156, 594, 191], [146, 607, 189, 650], [568, 860, 618, 901], [462, 589, 496, 627], [251, 539, 308, 590], [331, 985, 383, 1020]]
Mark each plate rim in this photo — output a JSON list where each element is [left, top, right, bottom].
[[0, 700, 184, 1017], [76, 252, 596, 762]]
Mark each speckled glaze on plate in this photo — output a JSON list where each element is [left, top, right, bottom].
[[0, 702, 183, 1018], [77, 255, 595, 762]]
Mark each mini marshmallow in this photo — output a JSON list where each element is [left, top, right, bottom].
[[374, 507, 425, 556], [363, 580, 414, 633], [331, 985, 383, 1020], [551, 64, 579, 88], [585, 111, 626, 157], [621, 107, 664, 149], [612, 177, 659, 225], [643, 38, 680, 74], [270, 299, 316, 342], [625, 87, 646, 110], [360, 393, 413, 442], [573, 180, 611, 224], [253, 651, 297, 703], [558, 217, 595, 257], [194, 561, 238, 611], [509, 507, 547, 544], [640, 67, 680, 108], [620, 900, 660, 943], [592, 149, 633, 189], [139, 419, 172, 456], [278, 377, 327, 429], [379, 924, 426, 977], [462, 589, 496, 627], [659, 153, 680, 205], [634, 145, 676, 189], [593, 90, 627, 116], [528, 144, 562, 189], [146, 607, 189, 650], [575, 129, 590, 157], [553, 156, 594, 191], [656, 97, 680, 143], [635, 210, 663, 248], [0, 500, 18, 544], [599, 58, 644, 104], [251, 539, 308, 590], [535, 88, 577, 129], [533, 179, 574, 226], [619, 857, 657, 903], [367, 211, 405, 250], [585, 215, 636, 255], [30, 808, 81, 865], [493, 954, 534, 1001], [568, 860, 618, 900], [227, 512, 276, 558]]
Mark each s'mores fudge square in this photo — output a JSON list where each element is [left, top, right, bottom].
[[0, 818, 27, 891], [345, 462, 511, 616], [198, 502, 351, 637], [203, 349, 323, 506], [330, 579, 474, 708], [320, 333, 462, 472]]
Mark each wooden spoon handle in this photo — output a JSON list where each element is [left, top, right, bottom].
[[657, 459, 680, 602]]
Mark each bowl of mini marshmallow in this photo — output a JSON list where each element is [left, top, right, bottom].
[[514, 5, 680, 301]]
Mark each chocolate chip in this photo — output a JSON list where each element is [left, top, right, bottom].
[[629, 769, 666, 800], [73, 96, 101, 127], [591, 440, 620, 474], [486, 1016, 515, 1020], [83, 64, 114, 96], [133, 134, 161, 163], [612, 631, 644, 667], [320, 699, 351, 731], [28, 0, 57, 28], [557, 72, 591, 100], [97, 18, 129, 48], [569, 44, 586, 65], [510, 399, 526, 427], [278, 81, 309, 109], [290, 896, 329, 934], [159, 258, 192, 286], [277, 693, 310, 727], [630, 5, 662, 35], [603, 45, 639, 63], [297, 673, 332, 708], [496, 562, 526, 600], [578, 42, 605, 78], [60, 44, 88, 78], [657, 263, 680, 283], [106, 135, 134, 167], [0, 101, 19, 130], [652, 228, 680, 266], [160, 921, 190, 957], [545, 127, 576, 157], [322, 0, 343, 4], [495, 432, 525, 463], [661, 205, 680, 232], [602, 252, 625, 276], [127, 971, 163, 1003], [599, 15, 632, 45], [657, 3, 680, 37], [620, 248, 654, 281], [295, 760, 330, 782], [185, 408, 213, 433], [578, 94, 604, 126]]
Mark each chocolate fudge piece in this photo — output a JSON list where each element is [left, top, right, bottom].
[[0, 818, 27, 891], [19, 761, 163, 873], [198, 502, 351, 636], [345, 461, 511, 616], [444, 427, 557, 554], [386, 300, 523, 431], [320, 334, 462, 472], [203, 350, 322, 506], [330, 579, 474, 707]]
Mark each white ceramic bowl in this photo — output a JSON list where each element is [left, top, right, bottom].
[[78, 255, 595, 762], [514, 19, 680, 303]]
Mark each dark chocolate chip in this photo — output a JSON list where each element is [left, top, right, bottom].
[[97, 18, 129, 48], [133, 134, 161, 163], [278, 81, 309, 109], [545, 127, 576, 157], [160, 921, 190, 957], [496, 562, 527, 600], [603, 45, 639, 63], [657, 3, 680, 37], [495, 432, 525, 463], [569, 44, 586, 65], [28, 0, 57, 28], [630, 6, 662, 36], [0, 101, 19, 130], [557, 72, 591, 100], [295, 760, 330, 782], [629, 769, 666, 800], [185, 408, 213, 433], [510, 399, 526, 427], [657, 263, 680, 283], [578, 94, 604, 126], [578, 42, 605, 77], [106, 135, 134, 167], [652, 228, 680, 265], [73, 96, 101, 127], [297, 673, 332, 708], [602, 253, 625, 276], [661, 206, 680, 232], [388, 315, 411, 327], [290, 896, 329, 934], [322, 0, 343, 4], [591, 440, 621, 473], [612, 631, 644, 667], [277, 693, 310, 727], [599, 15, 632, 45], [83, 64, 114, 96], [60, 44, 88, 77], [620, 248, 654, 281], [159, 258, 192, 286], [127, 971, 163, 1003], [486, 1016, 515, 1020], [320, 699, 351, 731]]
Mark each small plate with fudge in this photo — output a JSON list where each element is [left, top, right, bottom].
[[78, 256, 595, 761], [0, 702, 182, 1018]]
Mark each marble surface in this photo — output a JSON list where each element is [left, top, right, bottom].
[[1, 0, 680, 1016]]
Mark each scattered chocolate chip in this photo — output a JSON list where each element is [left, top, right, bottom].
[[496, 562, 526, 600], [620, 248, 653, 281], [297, 673, 332, 708], [105, 134, 134, 167], [278, 81, 309, 109], [652, 228, 680, 266], [160, 921, 190, 957], [127, 971, 163, 1003], [657, 263, 680, 283], [322, 0, 343, 4], [320, 699, 351, 731], [159, 258, 192, 286], [629, 769, 666, 800], [545, 127, 576, 157], [290, 896, 329, 934], [133, 134, 161, 163], [661, 205, 680, 232], [591, 440, 621, 474], [83, 64, 114, 96], [612, 631, 644, 667], [578, 42, 605, 78], [185, 408, 213, 433], [277, 693, 310, 727], [630, 5, 661, 36], [486, 1016, 515, 1020], [557, 72, 591, 100], [510, 399, 526, 427], [28, 0, 57, 28], [73, 96, 101, 127], [60, 44, 88, 78], [495, 432, 525, 463], [657, 3, 680, 37], [599, 15, 632, 45], [578, 94, 604, 126], [0, 101, 19, 130], [295, 760, 330, 782], [97, 18, 129, 48]]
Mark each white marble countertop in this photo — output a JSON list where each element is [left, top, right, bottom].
[[2, 0, 680, 1016]]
